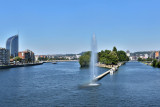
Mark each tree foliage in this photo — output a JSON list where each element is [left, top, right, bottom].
[[117, 51, 129, 62], [99, 50, 112, 65], [152, 59, 160, 68], [152, 59, 157, 67], [109, 51, 119, 65], [138, 57, 153, 62], [79, 47, 129, 67], [79, 51, 91, 67], [112, 46, 117, 53], [10, 56, 13, 59], [138, 58, 143, 61], [14, 57, 22, 62]]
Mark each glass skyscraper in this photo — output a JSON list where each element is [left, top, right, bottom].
[[6, 35, 19, 57]]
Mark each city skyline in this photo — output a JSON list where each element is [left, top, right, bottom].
[[1, 34, 160, 55], [0, 0, 160, 54]]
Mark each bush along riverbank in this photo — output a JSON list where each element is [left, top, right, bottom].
[[138, 59, 160, 68], [79, 46, 129, 68], [138, 57, 152, 65], [151, 59, 160, 68], [137, 58, 160, 68]]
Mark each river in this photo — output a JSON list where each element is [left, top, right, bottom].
[[0, 61, 160, 106]]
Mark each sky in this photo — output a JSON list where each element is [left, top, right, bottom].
[[0, 0, 160, 55]]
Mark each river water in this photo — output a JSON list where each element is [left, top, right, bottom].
[[0, 61, 160, 107]]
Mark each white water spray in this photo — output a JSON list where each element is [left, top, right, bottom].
[[90, 34, 98, 83], [79, 34, 100, 87]]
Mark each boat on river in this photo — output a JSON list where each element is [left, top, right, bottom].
[[52, 62, 57, 64]]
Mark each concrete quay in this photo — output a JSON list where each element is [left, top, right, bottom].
[[94, 62, 125, 81], [42, 60, 78, 63], [0, 63, 43, 69]]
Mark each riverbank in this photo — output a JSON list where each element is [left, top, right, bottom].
[[141, 60, 160, 68], [141, 61, 152, 66], [97, 62, 126, 69], [0, 63, 43, 69], [42, 60, 78, 63]]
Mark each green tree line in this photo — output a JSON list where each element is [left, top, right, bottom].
[[138, 57, 153, 62], [79, 47, 129, 67]]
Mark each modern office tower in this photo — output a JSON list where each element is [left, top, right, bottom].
[[0, 48, 10, 65], [6, 35, 18, 57]]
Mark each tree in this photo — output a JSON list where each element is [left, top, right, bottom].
[[38, 57, 48, 61], [117, 50, 129, 61], [10, 56, 13, 59], [112, 46, 117, 53], [146, 58, 153, 61], [79, 51, 91, 67], [108, 51, 119, 65], [138, 58, 143, 61], [14, 56, 22, 65], [152, 59, 157, 67], [157, 61, 160, 68], [98, 50, 112, 65], [98, 49, 119, 65], [14, 56, 22, 62]]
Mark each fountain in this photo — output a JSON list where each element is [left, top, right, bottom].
[[88, 34, 100, 86], [79, 34, 100, 88]]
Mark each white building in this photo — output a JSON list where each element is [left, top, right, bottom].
[[76, 54, 81, 59], [129, 56, 133, 60], [144, 54, 149, 59], [126, 50, 130, 57], [140, 55, 143, 58], [65, 56, 72, 60]]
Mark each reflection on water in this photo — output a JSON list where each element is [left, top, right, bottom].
[[78, 83, 101, 89], [0, 62, 160, 106]]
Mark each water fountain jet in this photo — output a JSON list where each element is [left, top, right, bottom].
[[88, 34, 99, 86]]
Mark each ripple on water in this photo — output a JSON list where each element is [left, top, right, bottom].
[[0, 62, 160, 106]]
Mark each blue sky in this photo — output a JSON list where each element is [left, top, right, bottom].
[[0, 0, 160, 55]]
